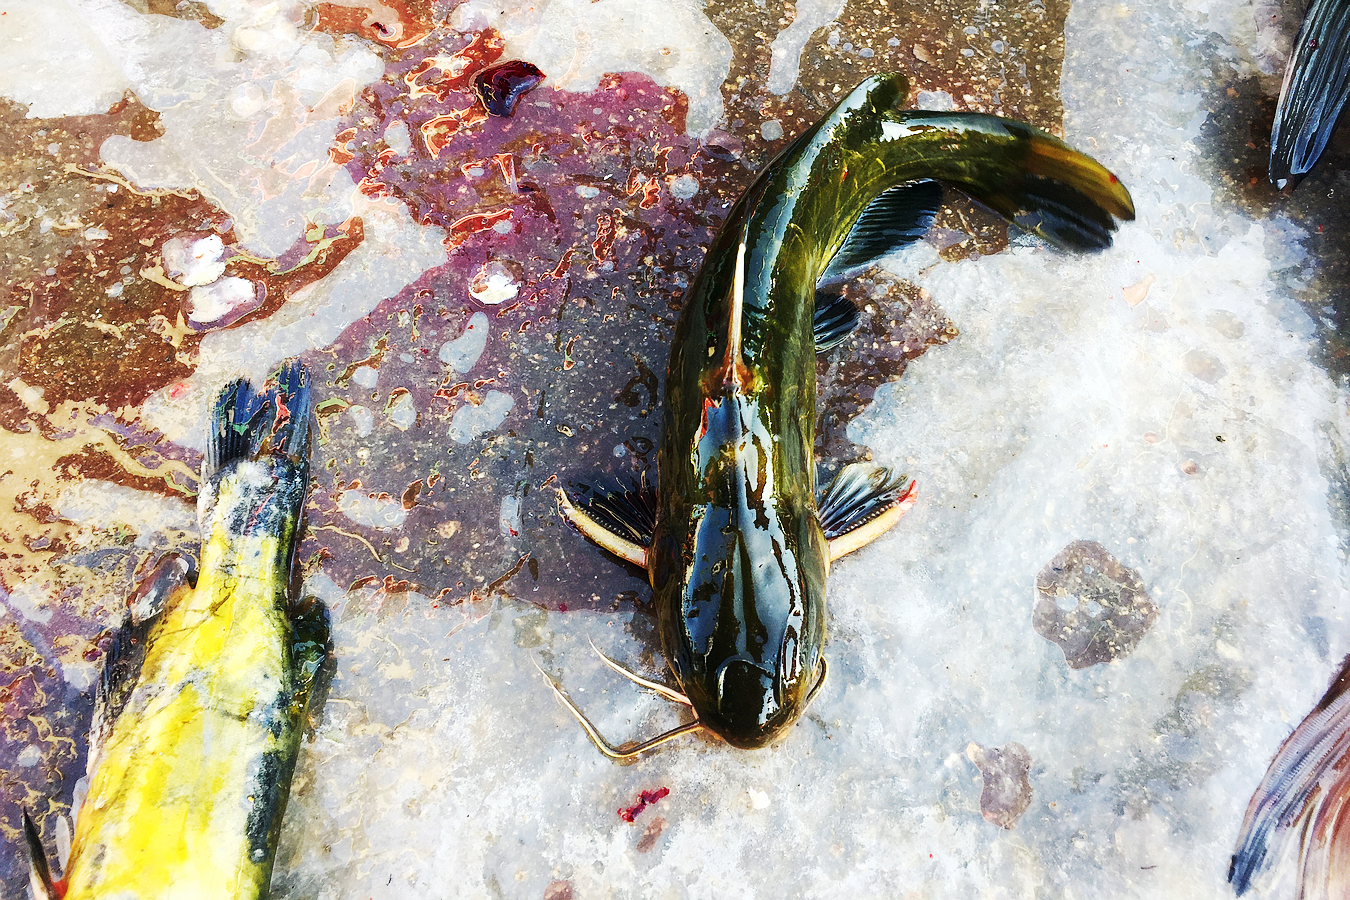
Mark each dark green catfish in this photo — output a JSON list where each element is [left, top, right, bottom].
[[548, 73, 1134, 755]]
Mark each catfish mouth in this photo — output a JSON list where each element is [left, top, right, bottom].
[[699, 656, 827, 749]]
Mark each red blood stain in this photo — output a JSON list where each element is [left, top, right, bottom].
[[618, 787, 669, 823], [591, 212, 616, 262], [625, 168, 661, 210], [406, 30, 505, 101], [447, 207, 513, 248], [329, 127, 357, 164]]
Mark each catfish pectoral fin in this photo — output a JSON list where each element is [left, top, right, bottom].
[[819, 463, 918, 562], [556, 485, 650, 568]]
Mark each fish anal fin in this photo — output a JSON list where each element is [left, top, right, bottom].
[[23, 809, 65, 900], [819, 463, 917, 562], [557, 484, 652, 569], [819, 179, 943, 286]]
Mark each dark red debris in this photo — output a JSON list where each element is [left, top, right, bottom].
[[473, 59, 546, 117], [618, 787, 669, 823]]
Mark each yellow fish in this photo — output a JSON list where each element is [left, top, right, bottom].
[[24, 361, 329, 900]]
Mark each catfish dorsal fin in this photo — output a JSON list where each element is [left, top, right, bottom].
[[711, 238, 753, 392]]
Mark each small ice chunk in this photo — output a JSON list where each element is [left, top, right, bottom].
[[499, 495, 521, 536], [16, 745, 41, 767], [440, 312, 489, 373], [576, 185, 600, 199], [761, 119, 784, 141], [187, 277, 262, 329], [669, 174, 699, 201], [350, 366, 379, 389], [338, 489, 408, 529], [162, 234, 226, 287], [229, 82, 268, 119], [348, 404, 374, 437], [449, 390, 515, 444], [469, 261, 520, 305], [384, 120, 412, 156], [387, 392, 416, 431], [916, 90, 957, 111]]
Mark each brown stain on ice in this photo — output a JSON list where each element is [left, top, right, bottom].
[[966, 741, 1033, 828], [1034, 540, 1158, 668]]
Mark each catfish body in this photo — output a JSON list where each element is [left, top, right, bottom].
[[558, 73, 1134, 753], [25, 362, 329, 900]]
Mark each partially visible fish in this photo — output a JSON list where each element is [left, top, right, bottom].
[[1270, 0, 1350, 188], [23, 361, 330, 900], [1230, 655, 1350, 899], [547, 73, 1134, 757]]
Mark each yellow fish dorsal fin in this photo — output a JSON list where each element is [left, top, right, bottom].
[[710, 238, 753, 393]]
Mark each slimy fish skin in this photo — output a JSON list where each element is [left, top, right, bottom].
[[550, 72, 1134, 756], [24, 361, 329, 900]]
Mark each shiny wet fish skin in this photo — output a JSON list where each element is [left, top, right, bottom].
[[25, 361, 330, 900], [557, 72, 1134, 754]]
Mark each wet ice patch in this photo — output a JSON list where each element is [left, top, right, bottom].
[[468, 261, 519, 305], [162, 234, 226, 287], [448, 390, 514, 444], [57, 480, 196, 547], [337, 490, 409, 530], [187, 276, 262, 329], [350, 366, 378, 390], [766, 0, 848, 94], [347, 404, 374, 437], [439, 312, 489, 373], [387, 392, 416, 431]]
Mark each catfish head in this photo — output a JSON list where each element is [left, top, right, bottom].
[[649, 385, 830, 749]]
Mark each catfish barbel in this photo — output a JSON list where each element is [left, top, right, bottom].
[[546, 72, 1135, 756], [24, 361, 330, 899]]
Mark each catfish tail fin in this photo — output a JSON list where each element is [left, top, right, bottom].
[[879, 109, 1135, 252]]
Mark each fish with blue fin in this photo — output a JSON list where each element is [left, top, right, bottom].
[[23, 360, 331, 900], [1231, 654, 1350, 899], [1270, 0, 1350, 188], [543, 72, 1135, 757]]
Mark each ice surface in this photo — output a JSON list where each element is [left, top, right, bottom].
[[4, 0, 1350, 896]]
